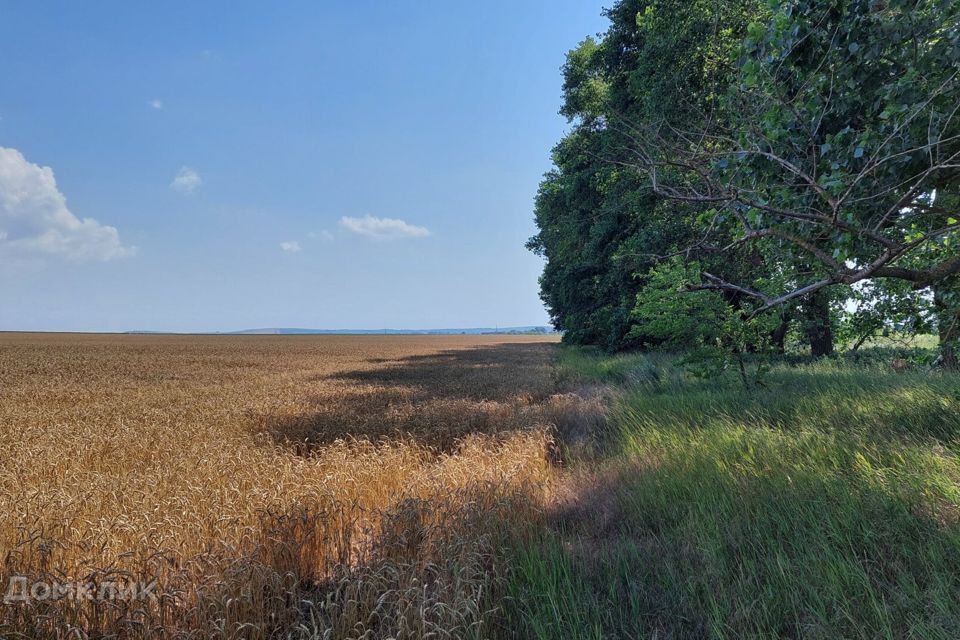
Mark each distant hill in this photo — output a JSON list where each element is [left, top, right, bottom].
[[224, 326, 556, 336], [122, 326, 556, 336]]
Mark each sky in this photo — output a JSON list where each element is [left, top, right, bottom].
[[0, 1, 609, 332]]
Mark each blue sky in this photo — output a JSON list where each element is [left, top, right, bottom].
[[0, 1, 609, 332]]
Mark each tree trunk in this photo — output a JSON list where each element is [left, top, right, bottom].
[[934, 285, 959, 371], [803, 289, 834, 358], [851, 331, 871, 352], [770, 312, 790, 354]]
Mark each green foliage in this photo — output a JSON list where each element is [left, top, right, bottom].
[[712, 0, 960, 361], [631, 258, 777, 384], [837, 280, 935, 350], [531, 0, 960, 364], [630, 259, 729, 347], [531, 0, 764, 352], [528, 129, 653, 350]]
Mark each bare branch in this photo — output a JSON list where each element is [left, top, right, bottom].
[[697, 272, 773, 305]]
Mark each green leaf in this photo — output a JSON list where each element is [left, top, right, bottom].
[[747, 22, 765, 41]]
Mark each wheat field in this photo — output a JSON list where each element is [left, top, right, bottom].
[[0, 333, 570, 639]]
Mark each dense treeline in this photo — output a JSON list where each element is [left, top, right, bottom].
[[530, 0, 960, 367]]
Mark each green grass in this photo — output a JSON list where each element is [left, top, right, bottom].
[[505, 348, 960, 639], [854, 332, 940, 351]]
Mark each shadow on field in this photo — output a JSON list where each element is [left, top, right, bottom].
[[328, 342, 558, 401], [241, 481, 539, 637], [262, 342, 567, 453]]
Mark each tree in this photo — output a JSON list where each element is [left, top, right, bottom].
[[528, 125, 649, 349], [530, 0, 766, 351], [838, 279, 934, 351], [613, 0, 960, 365], [631, 257, 778, 384]]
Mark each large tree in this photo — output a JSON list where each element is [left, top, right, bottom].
[[531, 0, 766, 351], [615, 0, 960, 363]]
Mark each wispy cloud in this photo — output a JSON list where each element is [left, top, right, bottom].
[[308, 229, 334, 242], [0, 146, 135, 261], [170, 167, 201, 194], [339, 215, 430, 240], [147, 99, 163, 110], [200, 49, 223, 65], [280, 241, 302, 253]]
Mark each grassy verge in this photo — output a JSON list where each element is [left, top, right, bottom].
[[504, 347, 960, 639]]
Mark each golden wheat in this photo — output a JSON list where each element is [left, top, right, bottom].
[[0, 333, 565, 639]]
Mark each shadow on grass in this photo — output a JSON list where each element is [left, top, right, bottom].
[[508, 452, 960, 639], [622, 366, 960, 450], [503, 351, 960, 638]]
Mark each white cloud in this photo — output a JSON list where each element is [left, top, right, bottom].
[[280, 241, 302, 253], [148, 99, 163, 110], [308, 229, 334, 242], [0, 147, 134, 262], [170, 166, 201, 194], [339, 215, 430, 240]]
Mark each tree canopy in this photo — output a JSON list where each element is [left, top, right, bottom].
[[532, 0, 960, 367]]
